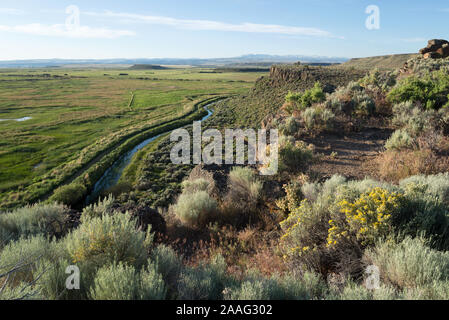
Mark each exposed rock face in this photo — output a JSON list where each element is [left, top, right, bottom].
[[420, 39, 449, 59], [269, 65, 341, 93]]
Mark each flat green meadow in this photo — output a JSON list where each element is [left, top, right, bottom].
[[0, 67, 266, 209]]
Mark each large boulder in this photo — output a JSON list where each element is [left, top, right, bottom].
[[437, 43, 449, 57], [420, 39, 449, 59]]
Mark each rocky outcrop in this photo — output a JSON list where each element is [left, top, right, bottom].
[[420, 39, 449, 59], [268, 65, 365, 91], [111, 202, 167, 235]]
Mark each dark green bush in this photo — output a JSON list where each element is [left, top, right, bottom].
[[51, 184, 87, 207], [387, 70, 449, 110], [101, 182, 132, 199], [286, 82, 326, 111]]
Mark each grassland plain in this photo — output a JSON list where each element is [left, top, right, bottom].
[[0, 67, 267, 209], [117, 65, 368, 209]]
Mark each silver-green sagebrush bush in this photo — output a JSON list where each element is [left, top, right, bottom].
[[181, 178, 211, 194], [400, 173, 449, 205], [151, 244, 183, 298], [278, 140, 314, 174], [364, 237, 449, 290], [326, 281, 400, 300], [228, 167, 262, 203], [89, 261, 166, 300], [81, 195, 115, 222], [225, 271, 327, 300], [392, 101, 437, 136], [174, 190, 217, 227], [0, 235, 59, 289], [301, 106, 335, 133], [65, 213, 150, 270], [0, 203, 68, 244], [279, 116, 299, 136], [385, 129, 416, 151], [222, 167, 263, 225], [177, 255, 228, 300]]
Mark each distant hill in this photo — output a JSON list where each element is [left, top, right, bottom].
[[341, 54, 418, 70], [214, 67, 270, 73], [129, 64, 168, 70], [0, 55, 349, 68]]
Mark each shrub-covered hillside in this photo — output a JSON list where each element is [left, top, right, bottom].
[[211, 65, 366, 128], [1, 53, 449, 300]]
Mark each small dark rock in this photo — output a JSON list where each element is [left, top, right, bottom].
[[112, 202, 166, 235]]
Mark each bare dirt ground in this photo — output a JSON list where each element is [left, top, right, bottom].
[[304, 126, 394, 181]]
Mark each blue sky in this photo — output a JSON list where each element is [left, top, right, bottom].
[[0, 0, 448, 60]]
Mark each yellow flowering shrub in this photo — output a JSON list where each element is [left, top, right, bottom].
[[280, 199, 328, 258], [276, 181, 303, 213], [280, 186, 404, 264], [66, 213, 150, 269], [327, 188, 403, 247]]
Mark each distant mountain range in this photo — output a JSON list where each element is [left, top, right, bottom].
[[0, 54, 349, 68]]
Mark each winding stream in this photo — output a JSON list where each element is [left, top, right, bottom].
[[85, 104, 214, 204], [0, 117, 32, 122]]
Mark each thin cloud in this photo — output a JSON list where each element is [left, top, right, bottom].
[[0, 8, 25, 15], [86, 10, 339, 38], [0, 23, 135, 39], [401, 37, 427, 43]]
